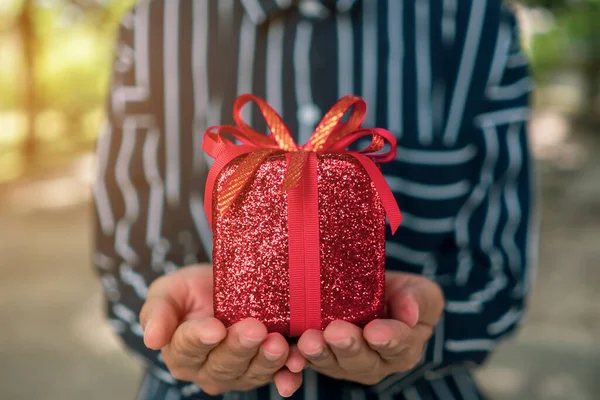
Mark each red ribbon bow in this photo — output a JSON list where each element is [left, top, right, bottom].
[[203, 94, 401, 232], [203, 94, 402, 336]]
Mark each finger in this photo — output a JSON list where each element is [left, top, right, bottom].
[[285, 344, 307, 373], [363, 319, 414, 361], [323, 320, 380, 373], [162, 318, 226, 371], [388, 276, 444, 327], [140, 269, 213, 350], [243, 333, 289, 385], [202, 318, 268, 381], [274, 368, 303, 398], [140, 295, 181, 350], [297, 329, 338, 372], [386, 290, 420, 327]]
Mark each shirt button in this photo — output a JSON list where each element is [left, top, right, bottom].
[[297, 103, 322, 126], [298, 0, 330, 19]]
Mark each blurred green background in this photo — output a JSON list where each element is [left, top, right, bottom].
[[0, 0, 599, 183], [0, 0, 135, 182]]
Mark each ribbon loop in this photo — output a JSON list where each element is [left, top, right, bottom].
[[304, 95, 367, 152], [233, 94, 298, 152], [328, 128, 398, 163]]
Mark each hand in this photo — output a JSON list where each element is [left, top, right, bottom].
[[292, 272, 444, 385], [139, 266, 302, 397]]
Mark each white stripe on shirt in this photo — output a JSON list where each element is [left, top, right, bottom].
[[445, 339, 496, 352], [502, 122, 525, 282], [443, 0, 487, 145], [385, 175, 471, 200], [237, 13, 257, 126], [189, 195, 214, 262], [164, 0, 181, 206], [336, 9, 354, 97], [487, 76, 533, 101], [486, 20, 512, 90], [294, 20, 315, 143], [266, 18, 285, 113], [192, 0, 210, 172], [475, 106, 530, 128], [142, 127, 164, 247], [134, 2, 150, 89], [386, 242, 431, 265], [304, 368, 318, 400], [400, 212, 455, 234], [487, 307, 522, 335], [415, 0, 433, 145], [119, 263, 149, 299], [387, 0, 403, 136], [431, 376, 455, 400], [394, 144, 476, 165], [241, 0, 267, 24], [454, 369, 481, 400], [402, 387, 422, 400], [362, 0, 378, 127], [93, 122, 116, 235], [506, 51, 529, 68], [114, 118, 141, 264], [442, 0, 457, 45], [454, 124, 499, 285]]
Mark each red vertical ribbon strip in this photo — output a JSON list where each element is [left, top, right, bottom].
[[287, 153, 322, 336]]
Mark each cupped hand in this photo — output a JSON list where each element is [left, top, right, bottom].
[[292, 272, 444, 386], [139, 266, 302, 397]]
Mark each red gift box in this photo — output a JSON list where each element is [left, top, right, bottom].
[[203, 94, 401, 337]]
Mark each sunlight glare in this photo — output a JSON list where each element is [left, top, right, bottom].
[[0, 111, 27, 145], [35, 109, 66, 141], [0, 151, 24, 183]]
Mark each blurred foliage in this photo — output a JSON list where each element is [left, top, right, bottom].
[[0, 0, 135, 180], [519, 3, 599, 83], [0, 0, 135, 110], [521, 0, 600, 117]]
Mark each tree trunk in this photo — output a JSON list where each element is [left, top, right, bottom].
[[581, 62, 599, 117], [580, 2, 600, 119], [19, 0, 37, 168]]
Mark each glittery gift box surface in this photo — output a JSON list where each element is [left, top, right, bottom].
[[212, 153, 387, 337]]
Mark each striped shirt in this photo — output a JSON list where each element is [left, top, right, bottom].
[[93, 0, 537, 399]]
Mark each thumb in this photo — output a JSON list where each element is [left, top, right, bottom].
[[386, 273, 444, 328]]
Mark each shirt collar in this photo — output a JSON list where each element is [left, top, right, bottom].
[[241, 0, 358, 25]]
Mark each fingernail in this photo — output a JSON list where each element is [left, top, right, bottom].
[[199, 334, 222, 346], [239, 335, 262, 349], [143, 320, 152, 335], [369, 340, 391, 348], [305, 349, 326, 360], [264, 350, 284, 362], [288, 363, 304, 373], [406, 296, 419, 327], [331, 337, 353, 350]]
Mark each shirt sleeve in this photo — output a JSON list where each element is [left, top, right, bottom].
[[374, 8, 537, 393]]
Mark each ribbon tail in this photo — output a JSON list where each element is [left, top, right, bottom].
[[204, 145, 259, 230], [350, 154, 402, 234]]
